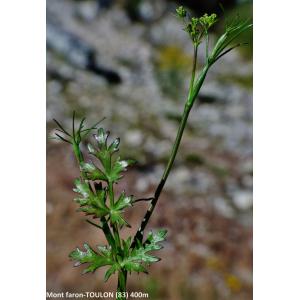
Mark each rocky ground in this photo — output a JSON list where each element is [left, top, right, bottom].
[[47, 1, 253, 299]]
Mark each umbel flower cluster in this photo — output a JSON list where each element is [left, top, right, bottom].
[[176, 6, 218, 45]]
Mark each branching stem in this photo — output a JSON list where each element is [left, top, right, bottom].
[[134, 197, 154, 203]]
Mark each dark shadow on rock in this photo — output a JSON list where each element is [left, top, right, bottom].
[[47, 21, 121, 84]]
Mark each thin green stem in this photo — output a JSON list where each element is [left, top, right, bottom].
[[131, 102, 192, 248], [108, 181, 123, 289], [86, 219, 102, 230], [108, 180, 114, 207], [113, 226, 121, 247], [205, 32, 209, 63], [132, 62, 211, 248], [108, 181, 121, 251], [162, 103, 192, 180], [101, 220, 116, 251], [188, 44, 198, 100], [189, 63, 210, 105], [85, 218, 116, 249]]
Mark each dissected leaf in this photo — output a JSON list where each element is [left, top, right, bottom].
[[87, 128, 135, 183], [145, 229, 168, 249], [52, 113, 104, 146], [69, 230, 167, 280], [104, 264, 120, 282], [121, 229, 167, 273], [114, 192, 133, 211], [108, 192, 133, 227], [109, 210, 131, 228], [107, 157, 135, 183], [73, 179, 110, 218], [80, 162, 107, 181], [123, 261, 147, 273], [69, 243, 113, 274], [74, 179, 132, 227], [73, 179, 90, 198]]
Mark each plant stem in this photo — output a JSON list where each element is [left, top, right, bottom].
[[205, 32, 209, 63], [108, 181, 115, 210], [107, 180, 124, 289], [188, 44, 198, 99], [132, 63, 210, 248], [188, 64, 210, 105], [131, 102, 192, 247], [117, 269, 127, 299], [162, 103, 192, 180], [108, 181, 121, 252]]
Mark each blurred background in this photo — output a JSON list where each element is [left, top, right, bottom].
[[46, 0, 252, 299]]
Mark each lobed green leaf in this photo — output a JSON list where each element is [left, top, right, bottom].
[[87, 128, 135, 184], [73, 179, 110, 218], [120, 229, 167, 274], [80, 162, 106, 181], [69, 243, 113, 274], [107, 157, 135, 183], [104, 264, 120, 282], [114, 192, 133, 211]]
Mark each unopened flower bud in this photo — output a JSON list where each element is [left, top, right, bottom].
[[176, 6, 186, 18]]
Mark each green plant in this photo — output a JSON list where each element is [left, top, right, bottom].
[[52, 6, 252, 299]]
